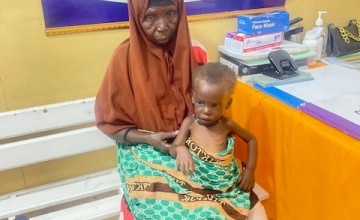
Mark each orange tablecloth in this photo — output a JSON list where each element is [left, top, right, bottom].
[[230, 81, 360, 220]]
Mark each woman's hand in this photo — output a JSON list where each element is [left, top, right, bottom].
[[109, 128, 179, 154], [147, 130, 179, 154]]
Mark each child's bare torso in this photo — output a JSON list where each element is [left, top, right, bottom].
[[189, 118, 231, 153]]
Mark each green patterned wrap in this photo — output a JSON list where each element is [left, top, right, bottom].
[[117, 137, 253, 220]]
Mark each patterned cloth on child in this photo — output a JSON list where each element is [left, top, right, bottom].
[[117, 137, 258, 220]]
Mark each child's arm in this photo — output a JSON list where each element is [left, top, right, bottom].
[[226, 118, 258, 192], [169, 116, 195, 175]]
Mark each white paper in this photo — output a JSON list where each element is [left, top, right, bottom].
[[276, 64, 360, 102], [274, 64, 360, 126], [311, 94, 360, 125]]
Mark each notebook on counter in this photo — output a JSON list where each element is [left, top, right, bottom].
[[250, 71, 313, 88], [253, 84, 306, 108], [299, 94, 360, 140], [272, 64, 360, 140]]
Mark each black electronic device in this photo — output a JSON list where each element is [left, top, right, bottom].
[[219, 52, 310, 76], [284, 17, 304, 41], [263, 50, 299, 80]]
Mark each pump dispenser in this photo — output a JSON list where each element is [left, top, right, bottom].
[[316, 11, 327, 27], [302, 11, 327, 60]]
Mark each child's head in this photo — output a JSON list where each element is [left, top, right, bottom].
[[191, 62, 237, 126]]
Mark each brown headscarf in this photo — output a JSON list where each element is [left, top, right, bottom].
[[95, 0, 197, 134]]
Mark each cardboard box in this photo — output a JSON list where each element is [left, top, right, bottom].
[[225, 32, 282, 53], [237, 10, 289, 35]]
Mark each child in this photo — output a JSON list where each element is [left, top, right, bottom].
[[170, 62, 257, 191], [170, 62, 264, 219]]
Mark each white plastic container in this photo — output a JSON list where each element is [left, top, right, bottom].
[[302, 32, 318, 55], [302, 32, 318, 65]]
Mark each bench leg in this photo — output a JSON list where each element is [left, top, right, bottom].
[[248, 201, 268, 220], [120, 196, 134, 220]]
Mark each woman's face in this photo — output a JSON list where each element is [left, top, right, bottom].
[[141, 4, 179, 46]]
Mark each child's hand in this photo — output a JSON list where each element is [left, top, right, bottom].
[[175, 145, 195, 176], [238, 168, 255, 192]]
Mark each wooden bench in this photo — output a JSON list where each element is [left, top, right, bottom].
[[0, 97, 269, 220], [0, 98, 122, 220]]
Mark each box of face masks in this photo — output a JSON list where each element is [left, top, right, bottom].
[[237, 10, 290, 35]]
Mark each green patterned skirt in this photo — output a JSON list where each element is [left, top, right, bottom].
[[117, 137, 255, 220]]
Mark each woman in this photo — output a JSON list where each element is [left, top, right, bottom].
[[96, 0, 196, 151], [95, 0, 266, 219]]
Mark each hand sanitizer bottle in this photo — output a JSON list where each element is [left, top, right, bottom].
[[311, 11, 327, 59]]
